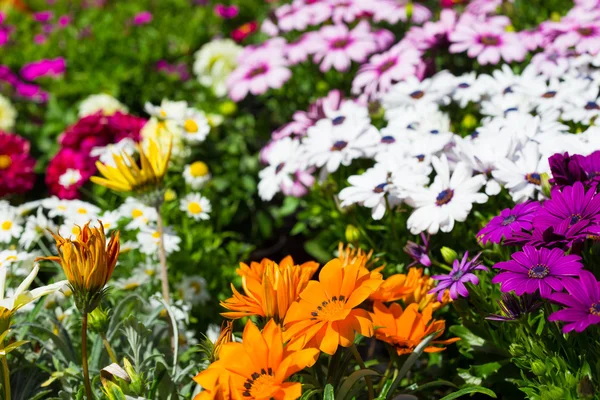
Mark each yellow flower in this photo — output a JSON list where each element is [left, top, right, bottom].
[[38, 221, 120, 312], [91, 136, 172, 193]]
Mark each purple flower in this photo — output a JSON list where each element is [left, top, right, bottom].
[[477, 201, 540, 245], [34, 34, 47, 45], [33, 11, 54, 23], [534, 182, 600, 242], [58, 15, 72, 28], [21, 58, 66, 81], [578, 150, 600, 189], [430, 252, 487, 301], [492, 246, 583, 298], [549, 270, 600, 333], [548, 152, 587, 188], [486, 292, 542, 322], [214, 4, 239, 19], [404, 233, 431, 268], [132, 11, 152, 26]]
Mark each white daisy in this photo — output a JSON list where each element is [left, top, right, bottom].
[[118, 198, 158, 230], [78, 93, 128, 117], [0, 206, 23, 244], [0, 94, 17, 131], [450, 72, 487, 108], [19, 208, 54, 249], [90, 138, 137, 168], [63, 200, 101, 225], [0, 249, 30, 269], [179, 108, 210, 143], [41, 197, 72, 218], [137, 226, 181, 255], [183, 161, 212, 190], [382, 73, 450, 119], [405, 155, 488, 234], [176, 275, 211, 306], [115, 271, 150, 291], [562, 86, 600, 124], [339, 163, 393, 220], [258, 137, 303, 201], [144, 99, 188, 121], [492, 142, 549, 203], [180, 193, 211, 221], [58, 169, 83, 190], [193, 38, 243, 97]]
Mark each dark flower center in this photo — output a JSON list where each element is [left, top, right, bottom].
[[373, 183, 387, 193], [247, 65, 267, 78], [331, 140, 348, 151], [435, 189, 454, 206], [378, 59, 397, 73], [528, 264, 549, 279], [457, 82, 470, 89], [578, 27, 594, 37], [332, 116, 346, 125], [415, 154, 425, 162], [471, 131, 480, 139], [589, 302, 600, 316], [430, 129, 439, 134], [569, 214, 582, 226], [480, 35, 500, 46], [525, 173, 541, 185], [451, 270, 464, 282], [541, 91, 557, 98], [275, 162, 285, 174], [501, 215, 516, 226], [243, 368, 276, 397], [503, 86, 513, 94], [504, 107, 518, 115], [585, 101, 600, 110], [381, 135, 396, 144], [332, 38, 349, 49], [410, 90, 425, 99], [310, 295, 347, 321]]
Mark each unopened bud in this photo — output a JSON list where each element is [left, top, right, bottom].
[[345, 225, 360, 243], [88, 307, 110, 334], [440, 247, 458, 264]]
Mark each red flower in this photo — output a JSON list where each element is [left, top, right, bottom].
[[232, 21, 257, 42], [0, 132, 36, 197], [45, 148, 95, 199]]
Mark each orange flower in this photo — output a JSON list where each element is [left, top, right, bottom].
[[193, 320, 319, 400], [369, 301, 459, 355], [211, 320, 233, 362], [221, 257, 318, 323], [370, 268, 451, 311], [283, 258, 383, 355], [337, 243, 380, 269]]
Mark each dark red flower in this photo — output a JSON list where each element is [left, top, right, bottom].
[[0, 132, 36, 197], [45, 148, 95, 199]]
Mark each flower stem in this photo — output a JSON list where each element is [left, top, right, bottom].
[[0, 344, 10, 400], [100, 332, 118, 364], [350, 344, 374, 400], [82, 312, 94, 400], [155, 206, 171, 304]]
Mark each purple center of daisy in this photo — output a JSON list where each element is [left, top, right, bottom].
[[528, 264, 549, 279], [373, 183, 387, 193], [435, 189, 454, 206], [585, 101, 600, 110], [247, 65, 268, 78], [578, 27, 595, 37], [410, 90, 425, 99], [457, 82, 470, 89], [570, 214, 582, 226], [331, 140, 348, 151], [416, 154, 425, 162], [331, 38, 350, 49], [480, 34, 500, 46], [589, 302, 600, 315], [451, 270, 464, 282], [275, 163, 285, 174], [501, 215, 516, 226], [332, 116, 346, 125], [381, 135, 395, 144], [378, 59, 397, 73], [525, 173, 541, 185], [541, 91, 557, 98], [430, 129, 439, 134]]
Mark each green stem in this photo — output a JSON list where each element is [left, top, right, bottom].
[[350, 344, 374, 400], [0, 351, 10, 400], [155, 205, 171, 304], [82, 312, 94, 400], [100, 333, 118, 365], [377, 359, 394, 393]]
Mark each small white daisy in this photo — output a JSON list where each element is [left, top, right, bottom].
[[137, 226, 181, 255], [58, 169, 83, 190], [183, 161, 212, 190], [0, 205, 23, 244], [450, 72, 488, 108], [144, 99, 188, 121], [179, 108, 210, 143], [258, 137, 303, 201], [118, 198, 158, 230], [180, 193, 211, 221], [176, 275, 211, 306], [339, 163, 393, 220], [19, 208, 54, 249]]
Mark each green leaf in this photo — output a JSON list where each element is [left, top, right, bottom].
[[300, 389, 321, 400], [324, 384, 335, 400], [102, 380, 127, 400], [448, 326, 485, 347], [439, 386, 497, 400], [305, 240, 331, 263], [376, 379, 393, 400], [410, 380, 459, 393], [336, 369, 380, 400]]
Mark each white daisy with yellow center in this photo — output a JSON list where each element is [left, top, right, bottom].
[[118, 198, 158, 230], [0, 250, 29, 269], [137, 226, 181, 255], [0, 206, 23, 244], [183, 161, 211, 190], [58, 168, 82, 189], [179, 109, 210, 143], [176, 275, 210, 306], [180, 193, 211, 221], [19, 208, 55, 250], [78, 93, 128, 117]]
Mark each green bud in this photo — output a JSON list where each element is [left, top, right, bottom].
[[316, 81, 329, 93], [440, 247, 458, 264], [550, 11, 561, 21], [405, 1, 413, 20], [505, 25, 516, 33], [578, 376, 595, 399], [530, 360, 547, 376], [509, 343, 525, 357], [123, 358, 144, 395], [218, 100, 237, 116], [88, 307, 110, 334], [368, 101, 384, 120], [543, 386, 565, 400], [345, 225, 360, 243], [540, 173, 552, 198], [461, 114, 478, 130]]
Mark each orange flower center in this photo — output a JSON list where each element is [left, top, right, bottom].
[[0, 155, 11, 170], [311, 295, 347, 321], [244, 369, 276, 398]]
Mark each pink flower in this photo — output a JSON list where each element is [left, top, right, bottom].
[[406, 9, 457, 51], [0, 65, 18, 85], [0, 12, 5, 25], [465, 0, 503, 15], [311, 21, 378, 72], [21, 58, 66, 81], [281, 169, 315, 197], [58, 15, 72, 27], [374, 0, 432, 24], [285, 32, 319, 65], [373, 28, 394, 51], [34, 34, 47, 45], [0, 29, 8, 47], [232, 21, 258, 42], [553, 21, 600, 55], [33, 11, 54, 23], [156, 60, 190, 81], [15, 82, 49, 102], [46, 148, 95, 199], [227, 48, 291, 101], [449, 19, 527, 65], [352, 42, 424, 99], [531, 47, 571, 78], [0, 132, 36, 197], [275, 3, 314, 32], [214, 4, 239, 19], [132, 11, 152, 25]]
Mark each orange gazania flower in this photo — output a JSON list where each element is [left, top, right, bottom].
[[337, 243, 381, 269], [370, 268, 451, 311], [211, 320, 234, 362], [283, 258, 383, 355], [193, 320, 319, 400], [369, 301, 459, 355], [221, 256, 319, 323]]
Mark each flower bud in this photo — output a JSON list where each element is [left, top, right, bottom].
[[164, 188, 177, 202], [540, 173, 552, 198], [543, 386, 564, 400], [123, 358, 144, 394], [440, 247, 458, 264], [218, 100, 237, 116], [530, 360, 546, 376], [88, 307, 110, 334], [345, 225, 360, 243], [461, 114, 478, 130], [316, 81, 329, 93]]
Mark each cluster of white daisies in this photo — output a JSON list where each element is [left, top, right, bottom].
[[259, 54, 600, 235]]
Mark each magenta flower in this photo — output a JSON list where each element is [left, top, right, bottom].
[[549, 152, 587, 188], [549, 270, 600, 333], [231, 21, 258, 42], [21, 58, 66, 81], [33, 11, 54, 23], [227, 49, 291, 101], [449, 19, 527, 65], [477, 202, 540, 245], [34, 34, 47, 45], [0, 132, 36, 197], [352, 42, 423, 99], [15, 82, 49, 102], [58, 15, 71, 27], [0, 12, 4, 25], [578, 150, 600, 189], [214, 4, 239, 19], [487, 293, 542, 322], [430, 252, 487, 301], [406, 9, 457, 51], [312, 21, 377, 72], [0, 29, 8, 47], [46, 148, 95, 199], [553, 21, 600, 55], [492, 246, 583, 298], [404, 233, 431, 268], [531, 47, 570, 78], [285, 32, 318, 65], [132, 11, 152, 25]]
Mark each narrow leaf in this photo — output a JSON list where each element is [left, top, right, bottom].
[[336, 369, 380, 400], [324, 384, 335, 400], [439, 386, 497, 400]]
